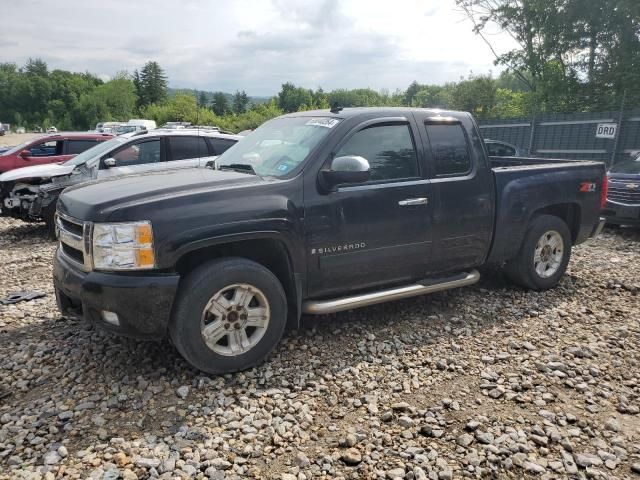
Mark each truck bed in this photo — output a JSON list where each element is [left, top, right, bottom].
[[489, 155, 604, 169], [486, 156, 606, 264]]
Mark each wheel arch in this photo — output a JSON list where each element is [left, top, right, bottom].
[[174, 234, 302, 329], [530, 202, 581, 244]]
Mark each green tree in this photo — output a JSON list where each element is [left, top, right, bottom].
[[134, 61, 168, 107], [198, 91, 208, 108], [404, 81, 424, 105], [211, 92, 230, 116], [233, 90, 249, 114], [277, 83, 313, 113]]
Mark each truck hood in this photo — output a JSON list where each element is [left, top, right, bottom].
[[0, 163, 75, 182], [59, 168, 266, 220]]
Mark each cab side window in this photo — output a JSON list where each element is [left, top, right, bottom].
[[111, 139, 160, 166], [28, 140, 63, 157], [425, 124, 471, 176], [210, 138, 237, 156], [168, 136, 209, 161], [335, 124, 419, 182], [67, 139, 98, 155]]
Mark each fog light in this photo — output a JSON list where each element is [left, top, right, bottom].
[[101, 310, 120, 326]]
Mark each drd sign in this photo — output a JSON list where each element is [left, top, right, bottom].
[[596, 123, 617, 139]]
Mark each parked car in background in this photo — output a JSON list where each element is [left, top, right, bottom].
[[0, 132, 113, 173], [484, 139, 526, 157], [602, 151, 640, 226], [96, 122, 126, 134], [114, 119, 158, 135], [47, 126, 58, 133], [127, 119, 156, 131], [0, 129, 241, 237], [0, 124, 5, 136], [52, 107, 606, 374]]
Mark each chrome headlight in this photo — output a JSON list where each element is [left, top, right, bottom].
[[92, 221, 155, 270]]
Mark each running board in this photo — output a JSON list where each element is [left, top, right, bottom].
[[302, 269, 480, 315]]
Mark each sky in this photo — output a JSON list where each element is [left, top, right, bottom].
[[2, 0, 518, 96]]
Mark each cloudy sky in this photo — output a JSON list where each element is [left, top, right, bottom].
[[3, 0, 517, 96]]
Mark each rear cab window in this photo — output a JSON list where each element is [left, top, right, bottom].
[[424, 122, 471, 176]]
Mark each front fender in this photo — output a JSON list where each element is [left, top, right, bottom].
[[157, 220, 304, 274]]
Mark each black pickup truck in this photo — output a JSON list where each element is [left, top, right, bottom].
[[53, 108, 606, 374]]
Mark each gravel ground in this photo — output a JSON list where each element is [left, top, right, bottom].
[[0, 132, 41, 147], [0, 216, 639, 480]]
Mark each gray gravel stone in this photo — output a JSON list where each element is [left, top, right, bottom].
[[176, 386, 189, 399], [0, 218, 637, 479], [342, 448, 362, 465]]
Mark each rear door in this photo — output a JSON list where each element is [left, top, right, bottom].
[[304, 117, 435, 298], [166, 135, 211, 169], [415, 114, 494, 271], [98, 137, 163, 178]]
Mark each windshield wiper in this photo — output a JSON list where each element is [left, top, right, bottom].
[[217, 163, 260, 176]]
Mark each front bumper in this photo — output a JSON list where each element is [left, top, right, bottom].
[[602, 202, 640, 226], [53, 248, 180, 339]]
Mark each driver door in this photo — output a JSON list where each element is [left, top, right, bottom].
[[17, 140, 69, 167], [99, 138, 163, 178], [304, 119, 435, 298]]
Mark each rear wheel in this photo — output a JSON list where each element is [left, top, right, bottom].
[[169, 258, 287, 374], [505, 215, 572, 290]]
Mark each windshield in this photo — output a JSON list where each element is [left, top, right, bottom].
[[609, 156, 640, 174], [64, 136, 128, 166], [216, 116, 340, 177]]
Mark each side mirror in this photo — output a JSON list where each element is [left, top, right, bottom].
[[103, 158, 117, 168], [319, 155, 371, 190], [20, 150, 31, 158]]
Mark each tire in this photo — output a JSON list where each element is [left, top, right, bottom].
[[504, 215, 572, 290], [169, 257, 287, 374]]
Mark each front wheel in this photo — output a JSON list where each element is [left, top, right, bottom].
[[504, 215, 572, 290], [169, 258, 287, 374], [43, 203, 58, 240]]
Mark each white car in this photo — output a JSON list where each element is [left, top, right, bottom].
[[47, 126, 58, 133], [0, 129, 241, 237]]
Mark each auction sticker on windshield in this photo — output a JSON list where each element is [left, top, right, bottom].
[[306, 118, 340, 128]]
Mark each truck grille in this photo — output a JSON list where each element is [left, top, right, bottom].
[[57, 212, 92, 271], [607, 179, 640, 205]]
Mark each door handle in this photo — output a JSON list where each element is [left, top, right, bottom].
[[399, 197, 428, 206]]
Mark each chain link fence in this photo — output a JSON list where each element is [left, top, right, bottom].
[[478, 109, 640, 166]]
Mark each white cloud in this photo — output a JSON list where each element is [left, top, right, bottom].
[[1, 0, 519, 95]]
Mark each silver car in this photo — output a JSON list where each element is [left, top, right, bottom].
[[0, 129, 242, 237]]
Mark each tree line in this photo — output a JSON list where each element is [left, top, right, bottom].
[[0, 0, 637, 133]]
